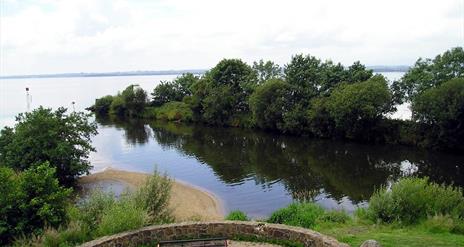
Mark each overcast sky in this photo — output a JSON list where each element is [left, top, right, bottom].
[[1, 0, 463, 75]]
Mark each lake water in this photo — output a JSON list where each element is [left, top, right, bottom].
[[1, 72, 462, 218]]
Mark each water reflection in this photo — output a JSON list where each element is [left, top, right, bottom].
[[95, 117, 464, 209]]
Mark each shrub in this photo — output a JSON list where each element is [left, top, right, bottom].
[[0, 163, 72, 245], [95, 196, 147, 237], [134, 170, 173, 224], [93, 95, 114, 114], [367, 177, 464, 225], [0, 107, 97, 186], [76, 190, 116, 231], [154, 102, 193, 122], [412, 78, 464, 151], [225, 210, 249, 221], [268, 203, 324, 228]]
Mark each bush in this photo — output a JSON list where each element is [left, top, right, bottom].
[[95, 196, 147, 237], [154, 102, 193, 122], [77, 190, 116, 231], [412, 78, 464, 151], [134, 170, 173, 224], [367, 177, 464, 225], [268, 203, 324, 228], [225, 210, 249, 221], [93, 95, 114, 114], [0, 163, 72, 245], [0, 107, 97, 186]]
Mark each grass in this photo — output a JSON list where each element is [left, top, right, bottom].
[[315, 221, 464, 247], [225, 210, 249, 221]]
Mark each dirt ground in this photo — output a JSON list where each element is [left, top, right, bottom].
[[79, 168, 224, 221]]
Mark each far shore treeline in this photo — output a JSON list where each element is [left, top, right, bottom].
[[89, 47, 464, 152]]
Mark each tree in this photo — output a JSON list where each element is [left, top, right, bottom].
[[249, 79, 292, 130], [412, 78, 464, 151], [92, 95, 114, 114], [0, 163, 71, 244], [392, 47, 464, 103], [151, 73, 199, 106], [325, 75, 393, 140], [193, 59, 257, 125], [121, 85, 148, 117], [0, 107, 97, 186], [345, 61, 373, 83], [252, 59, 282, 84]]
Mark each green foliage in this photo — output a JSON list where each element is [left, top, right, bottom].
[[95, 196, 147, 237], [225, 210, 249, 221], [392, 46, 464, 103], [268, 203, 324, 228], [103, 84, 148, 117], [411, 78, 464, 151], [191, 59, 257, 125], [249, 79, 292, 130], [76, 190, 116, 231], [134, 170, 173, 224], [421, 215, 457, 234], [0, 107, 97, 186], [154, 102, 193, 122], [252, 59, 282, 84], [367, 177, 464, 225], [152, 73, 199, 106], [284, 54, 372, 96], [0, 163, 72, 244], [324, 75, 393, 140], [318, 210, 350, 224], [92, 95, 114, 114]]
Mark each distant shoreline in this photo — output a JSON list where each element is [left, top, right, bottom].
[[0, 66, 409, 80]]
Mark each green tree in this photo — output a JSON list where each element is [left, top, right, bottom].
[[345, 61, 373, 83], [0, 107, 97, 186], [151, 73, 199, 106], [325, 75, 393, 140], [0, 163, 71, 244], [92, 95, 114, 114], [412, 78, 464, 151], [121, 85, 148, 117], [193, 59, 257, 125], [392, 47, 464, 103], [249, 79, 292, 130], [252, 59, 282, 84]]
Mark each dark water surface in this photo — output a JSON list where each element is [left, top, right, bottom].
[[90, 117, 464, 218]]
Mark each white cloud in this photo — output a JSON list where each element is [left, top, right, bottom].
[[1, 0, 463, 75]]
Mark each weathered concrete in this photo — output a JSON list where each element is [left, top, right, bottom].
[[79, 221, 350, 247]]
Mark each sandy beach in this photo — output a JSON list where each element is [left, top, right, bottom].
[[79, 168, 224, 221]]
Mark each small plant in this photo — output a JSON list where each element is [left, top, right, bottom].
[[225, 210, 249, 221], [367, 177, 464, 225], [96, 195, 147, 237], [134, 170, 173, 224], [268, 203, 324, 228]]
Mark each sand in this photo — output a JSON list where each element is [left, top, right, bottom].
[[78, 168, 224, 221]]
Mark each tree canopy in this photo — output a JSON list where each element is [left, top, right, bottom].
[[0, 107, 97, 186]]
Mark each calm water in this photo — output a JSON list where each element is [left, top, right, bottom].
[[1, 73, 462, 218]]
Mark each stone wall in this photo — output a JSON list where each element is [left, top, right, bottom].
[[79, 221, 349, 247]]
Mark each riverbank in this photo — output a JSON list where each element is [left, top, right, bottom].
[[79, 168, 224, 221]]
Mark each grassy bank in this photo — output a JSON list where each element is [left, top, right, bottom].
[[225, 177, 464, 247]]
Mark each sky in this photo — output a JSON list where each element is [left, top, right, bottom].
[[1, 0, 463, 75]]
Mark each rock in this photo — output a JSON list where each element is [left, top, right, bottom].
[[360, 240, 381, 247]]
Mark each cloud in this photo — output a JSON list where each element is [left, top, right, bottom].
[[1, 0, 462, 75]]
